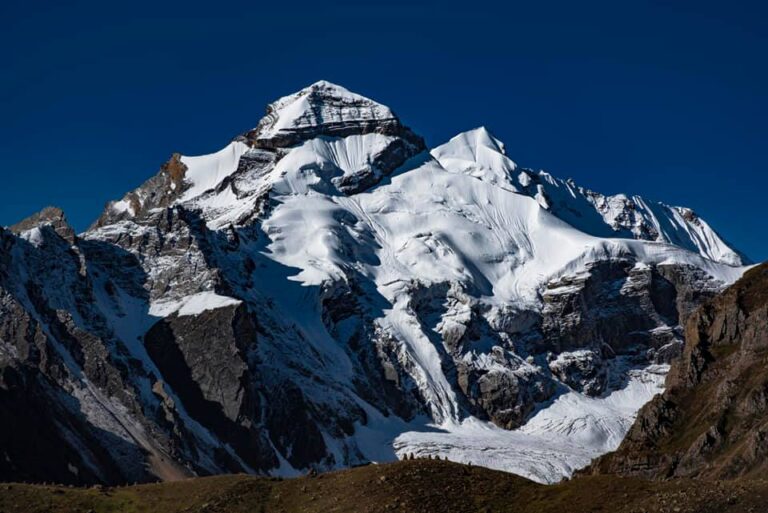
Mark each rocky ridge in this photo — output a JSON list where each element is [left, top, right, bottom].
[[589, 262, 768, 480]]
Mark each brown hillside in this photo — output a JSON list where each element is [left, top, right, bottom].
[[591, 262, 768, 479], [2, 459, 768, 513]]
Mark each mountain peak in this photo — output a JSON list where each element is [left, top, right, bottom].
[[305, 79, 357, 94], [431, 127, 517, 188], [244, 80, 406, 148], [459, 126, 507, 155], [8, 206, 76, 244]]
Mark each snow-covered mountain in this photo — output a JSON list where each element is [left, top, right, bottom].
[[0, 81, 750, 485], [431, 127, 747, 267]]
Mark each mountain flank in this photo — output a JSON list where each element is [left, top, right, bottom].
[[591, 262, 768, 479]]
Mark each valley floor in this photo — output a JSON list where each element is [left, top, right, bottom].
[[1, 460, 767, 513]]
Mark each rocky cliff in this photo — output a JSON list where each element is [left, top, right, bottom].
[[590, 262, 768, 479]]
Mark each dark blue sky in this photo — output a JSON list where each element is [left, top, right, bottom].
[[2, 1, 766, 261]]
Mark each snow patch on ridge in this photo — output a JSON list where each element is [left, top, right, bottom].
[[110, 199, 136, 216], [149, 291, 242, 318], [19, 227, 44, 247], [180, 141, 249, 202]]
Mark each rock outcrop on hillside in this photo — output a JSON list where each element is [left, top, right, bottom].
[[590, 262, 768, 479]]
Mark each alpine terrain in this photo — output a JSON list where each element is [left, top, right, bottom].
[[590, 262, 768, 479], [0, 81, 751, 486]]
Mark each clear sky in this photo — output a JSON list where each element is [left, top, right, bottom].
[[2, 1, 766, 261]]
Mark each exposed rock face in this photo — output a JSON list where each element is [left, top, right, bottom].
[[415, 259, 723, 429], [548, 349, 606, 396], [144, 304, 280, 472], [0, 363, 143, 485], [92, 153, 189, 229], [0, 81, 750, 485], [0, 215, 175, 485], [244, 80, 424, 151], [9, 206, 76, 244], [589, 263, 768, 480]]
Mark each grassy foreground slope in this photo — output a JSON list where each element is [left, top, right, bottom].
[[1, 459, 767, 513]]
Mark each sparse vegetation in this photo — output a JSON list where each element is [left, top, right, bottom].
[[2, 460, 768, 513]]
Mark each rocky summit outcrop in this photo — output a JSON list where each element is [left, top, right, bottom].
[[0, 81, 750, 485], [589, 262, 768, 480], [9, 206, 76, 244], [244, 80, 425, 150]]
